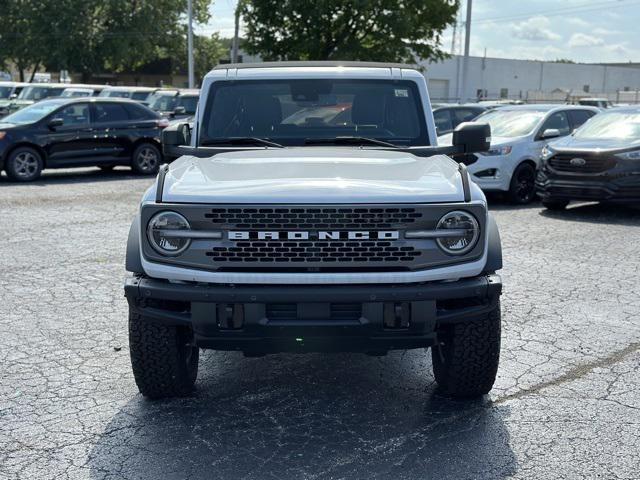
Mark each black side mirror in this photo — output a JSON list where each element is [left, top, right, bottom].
[[48, 118, 64, 130], [452, 122, 491, 154], [173, 106, 186, 115], [161, 122, 191, 158]]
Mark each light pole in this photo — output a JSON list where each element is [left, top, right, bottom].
[[232, 1, 242, 63], [187, 0, 195, 88], [460, 0, 472, 103]]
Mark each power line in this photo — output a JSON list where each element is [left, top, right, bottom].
[[474, 0, 640, 24]]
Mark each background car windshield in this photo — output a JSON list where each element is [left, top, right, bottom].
[[150, 94, 177, 111], [0, 86, 13, 98], [101, 90, 130, 98], [131, 91, 151, 101], [61, 89, 91, 97], [574, 112, 640, 140], [18, 86, 54, 100], [475, 110, 545, 137], [200, 79, 428, 146], [2, 99, 66, 124]]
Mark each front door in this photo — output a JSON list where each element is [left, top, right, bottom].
[[42, 103, 96, 166]]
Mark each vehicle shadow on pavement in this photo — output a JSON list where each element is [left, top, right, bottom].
[[88, 350, 517, 479], [0, 167, 145, 186], [539, 202, 640, 226]]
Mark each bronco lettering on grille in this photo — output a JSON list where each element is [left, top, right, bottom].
[[228, 231, 400, 240]]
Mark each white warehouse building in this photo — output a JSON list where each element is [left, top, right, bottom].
[[422, 55, 640, 103]]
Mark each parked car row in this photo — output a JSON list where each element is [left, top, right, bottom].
[[437, 103, 640, 207], [0, 81, 201, 119]]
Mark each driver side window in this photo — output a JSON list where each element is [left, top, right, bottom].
[[540, 111, 570, 137], [55, 104, 90, 126]]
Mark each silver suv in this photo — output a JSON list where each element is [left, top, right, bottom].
[[124, 62, 503, 399]]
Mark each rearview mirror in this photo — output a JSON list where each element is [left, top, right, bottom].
[[47, 118, 64, 130], [452, 122, 491, 153], [541, 128, 560, 139]]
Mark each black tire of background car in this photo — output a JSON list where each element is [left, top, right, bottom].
[[131, 142, 161, 175], [5, 146, 43, 182], [542, 199, 570, 211], [508, 162, 537, 204], [129, 309, 199, 399], [432, 300, 501, 398], [98, 165, 115, 172]]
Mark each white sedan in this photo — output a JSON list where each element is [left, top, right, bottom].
[[439, 104, 599, 203]]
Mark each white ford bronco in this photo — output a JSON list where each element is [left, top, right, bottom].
[[124, 62, 502, 399]]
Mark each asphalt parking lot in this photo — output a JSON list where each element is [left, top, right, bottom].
[[1, 168, 639, 480]]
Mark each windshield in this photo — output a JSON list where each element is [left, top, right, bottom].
[[2, 99, 66, 124], [474, 109, 545, 137], [61, 89, 91, 97], [0, 86, 13, 99], [200, 79, 428, 146], [574, 112, 640, 140], [100, 90, 130, 98], [18, 86, 63, 101], [150, 94, 177, 111]]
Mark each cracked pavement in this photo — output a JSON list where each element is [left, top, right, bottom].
[[1, 167, 639, 479]]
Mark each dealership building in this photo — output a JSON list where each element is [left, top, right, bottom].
[[422, 54, 640, 103]]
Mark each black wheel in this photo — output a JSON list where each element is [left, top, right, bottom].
[[5, 146, 43, 182], [98, 165, 115, 172], [131, 143, 161, 175], [542, 199, 569, 211], [432, 300, 501, 399], [508, 163, 537, 204], [129, 308, 199, 399]]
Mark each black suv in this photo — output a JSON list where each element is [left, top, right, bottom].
[[537, 107, 640, 208], [0, 97, 168, 181]]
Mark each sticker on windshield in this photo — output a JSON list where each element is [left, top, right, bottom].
[[394, 89, 409, 97]]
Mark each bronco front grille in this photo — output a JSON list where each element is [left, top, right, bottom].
[[206, 240, 421, 264], [204, 207, 422, 229], [140, 203, 487, 274], [548, 154, 616, 174]]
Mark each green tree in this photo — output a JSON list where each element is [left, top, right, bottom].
[[172, 33, 227, 82], [0, 0, 214, 81], [240, 0, 459, 64]]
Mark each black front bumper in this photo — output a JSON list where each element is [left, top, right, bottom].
[[125, 274, 502, 354], [536, 166, 640, 204]]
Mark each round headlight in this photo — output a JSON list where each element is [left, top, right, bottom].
[[147, 211, 191, 256], [436, 211, 480, 255]]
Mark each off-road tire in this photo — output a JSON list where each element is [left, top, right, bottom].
[[130, 142, 161, 175], [129, 309, 199, 399], [542, 198, 569, 211], [432, 300, 501, 398], [5, 146, 43, 182]]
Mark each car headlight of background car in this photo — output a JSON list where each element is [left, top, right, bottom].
[[147, 211, 192, 256], [479, 145, 512, 156], [615, 150, 640, 160], [540, 145, 555, 161], [435, 210, 480, 256]]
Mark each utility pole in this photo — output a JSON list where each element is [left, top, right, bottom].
[[187, 0, 195, 88], [460, 0, 472, 103], [232, 2, 241, 63]]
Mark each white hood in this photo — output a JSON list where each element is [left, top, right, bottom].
[[159, 148, 465, 204]]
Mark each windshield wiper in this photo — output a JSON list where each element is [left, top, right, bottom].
[[201, 137, 285, 148], [304, 136, 399, 148]]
